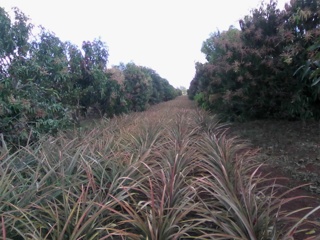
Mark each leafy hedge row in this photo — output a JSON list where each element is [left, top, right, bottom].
[[188, 0, 320, 121], [0, 7, 181, 147]]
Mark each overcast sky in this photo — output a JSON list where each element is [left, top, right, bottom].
[[1, 0, 289, 88]]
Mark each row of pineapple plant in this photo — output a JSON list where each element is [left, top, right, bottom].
[[1, 96, 319, 239]]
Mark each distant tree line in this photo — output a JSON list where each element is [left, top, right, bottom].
[[0, 7, 181, 146], [188, 0, 320, 121]]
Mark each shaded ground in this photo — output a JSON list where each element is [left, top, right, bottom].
[[229, 120, 320, 239], [229, 120, 320, 193]]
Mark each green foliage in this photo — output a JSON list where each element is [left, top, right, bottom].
[[0, 7, 178, 148], [189, 0, 320, 121], [0, 8, 67, 146], [122, 63, 179, 112], [79, 39, 110, 113], [162, 79, 181, 100], [123, 63, 152, 111], [295, 38, 320, 119], [194, 92, 209, 109], [144, 67, 166, 104]]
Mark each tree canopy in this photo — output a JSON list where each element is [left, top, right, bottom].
[[0, 7, 181, 147], [189, 0, 320, 121]]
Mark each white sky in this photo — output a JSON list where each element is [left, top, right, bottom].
[[1, 0, 289, 88]]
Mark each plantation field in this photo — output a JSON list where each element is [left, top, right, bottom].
[[1, 96, 320, 239]]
